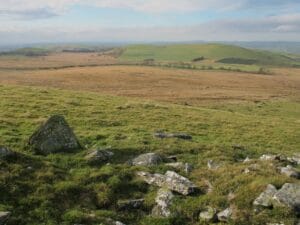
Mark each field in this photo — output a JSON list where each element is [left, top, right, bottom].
[[0, 44, 300, 225]]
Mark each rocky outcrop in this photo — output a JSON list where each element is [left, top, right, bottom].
[[279, 166, 300, 179], [273, 183, 300, 212], [217, 207, 232, 222], [28, 115, 81, 154], [0, 147, 15, 159], [152, 188, 174, 218], [199, 207, 217, 223], [154, 132, 192, 140], [137, 171, 197, 195], [253, 184, 277, 208], [131, 153, 162, 166], [117, 199, 144, 210], [85, 149, 114, 165], [0, 211, 10, 225]]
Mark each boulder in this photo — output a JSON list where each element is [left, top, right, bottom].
[[199, 207, 217, 223], [253, 184, 277, 208], [152, 188, 174, 218], [131, 153, 162, 166], [117, 199, 144, 210], [0, 211, 10, 225], [273, 183, 300, 212], [280, 166, 300, 179], [217, 207, 232, 222], [165, 162, 193, 174], [0, 147, 15, 159], [85, 149, 114, 165], [137, 171, 197, 195], [28, 115, 81, 154], [154, 132, 192, 140]]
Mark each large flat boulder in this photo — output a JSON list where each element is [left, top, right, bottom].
[[28, 115, 81, 154]]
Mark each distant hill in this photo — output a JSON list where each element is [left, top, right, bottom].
[[120, 43, 300, 67], [0, 47, 49, 57]]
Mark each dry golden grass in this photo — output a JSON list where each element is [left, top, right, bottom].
[[0, 65, 299, 105]]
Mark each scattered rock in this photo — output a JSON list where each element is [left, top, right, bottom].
[[243, 156, 251, 163], [137, 171, 197, 195], [207, 160, 220, 170], [280, 165, 300, 179], [253, 184, 277, 208], [154, 132, 192, 140], [199, 207, 217, 223], [117, 199, 144, 210], [273, 183, 300, 212], [0, 146, 15, 159], [85, 149, 114, 165], [165, 162, 193, 174], [28, 115, 81, 154], [131, 153, 162, 166], [0, 211, 10, 225], [260, 154, 279, 161], [287, 154, 300, 165], [217, 207, 232, 222], [152, 188, 174, 218]]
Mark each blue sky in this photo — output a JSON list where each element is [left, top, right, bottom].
[[0, 0, 300, 44]]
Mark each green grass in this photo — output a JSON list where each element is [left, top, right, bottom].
[[119, 43, 300, 67], [0, 85, 299, 225]]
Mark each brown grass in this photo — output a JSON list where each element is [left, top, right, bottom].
[[1, 65, 299, 105]]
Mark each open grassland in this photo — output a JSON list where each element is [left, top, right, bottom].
[[0, 85, 299, 225], [0, 65, 299, 106], [120, 44, 300, 67]]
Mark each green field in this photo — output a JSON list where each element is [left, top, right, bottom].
[[1, 85, 299, 225], [120, 44, 300, 67]]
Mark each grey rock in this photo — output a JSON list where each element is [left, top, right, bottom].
[[137, 171, 197, 195], [131, 153, 162, 166], [253, 184, 277, 208], [273, 183, 300, 212], [154, 132, 192, 140], [217, 207, 233, 222], [117, 199, 144, 210], [0, 211, 10, 225], [266, 223, 285, 225], [287, 154, 300, 165], [28, 115, 81, 154], [166, 155, 177, 162], [243, 156, 252, 163], [280, 166, 300, 179], [166, 162, 193, 174], [152, 188, 174, 218], [0, 147, 15, 159], [207, 160, 220, 170], [199, 207, 218, 223], [85, 149, 114, 164], [260, 154, 279, 161]]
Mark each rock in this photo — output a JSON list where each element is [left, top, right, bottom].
[[131, 153, 162, 166], [85, 149, 114, 164], [117, 199, 144, 210], [152, 188, 174, 218], [166, 162, 193, 174], [273, 183, 300, 212], [199, 207, 217, 223], [266, 223, 285, 225], [243, 156, 251, 163], [207, 160, 220, 170], [154, 132, 192, 140], [253, 184, 277, 208], [0, 146, 15, 159], [260, 154, 279, 161], [217, 207, 232, 222], [137, 171, 197, 195], [244, 164, 260, 174], [0, 211, 10, 225], [28, 115, 81, 154], [280, 166, 300, 179], [166, 155, 177, 162], [287, 154, 300, 165], [106, 219, 126, 225]]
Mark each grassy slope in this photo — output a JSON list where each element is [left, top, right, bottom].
[[120, 44, 299, 66], [0, 85, 299, 225]]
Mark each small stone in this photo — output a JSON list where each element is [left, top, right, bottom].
[[117, 199, 144, 210], [280, 166, 300, 179], [85, 149, 114, 165], [260, 154, 279, 161], [0, 211, 11, 225], [131, 153, 162, 166], [152, 188, 174, 218], [166, 155, 177, 162], [207, 160, 220, 170], [253, 184, 277, 208], [243, 156, 251, 163], [217, 207, 232, 222], [199, 207, 217, 222], [287, 154, 300, 165]]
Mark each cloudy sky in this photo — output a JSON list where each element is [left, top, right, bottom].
[[0, 0, 300, 44]]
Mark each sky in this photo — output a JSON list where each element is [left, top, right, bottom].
[[0, 0, 300, 44]]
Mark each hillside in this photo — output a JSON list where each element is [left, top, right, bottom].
[[120, 44, 300, 67]]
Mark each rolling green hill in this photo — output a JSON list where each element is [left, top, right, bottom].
[[120, 44, 300, 67]]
